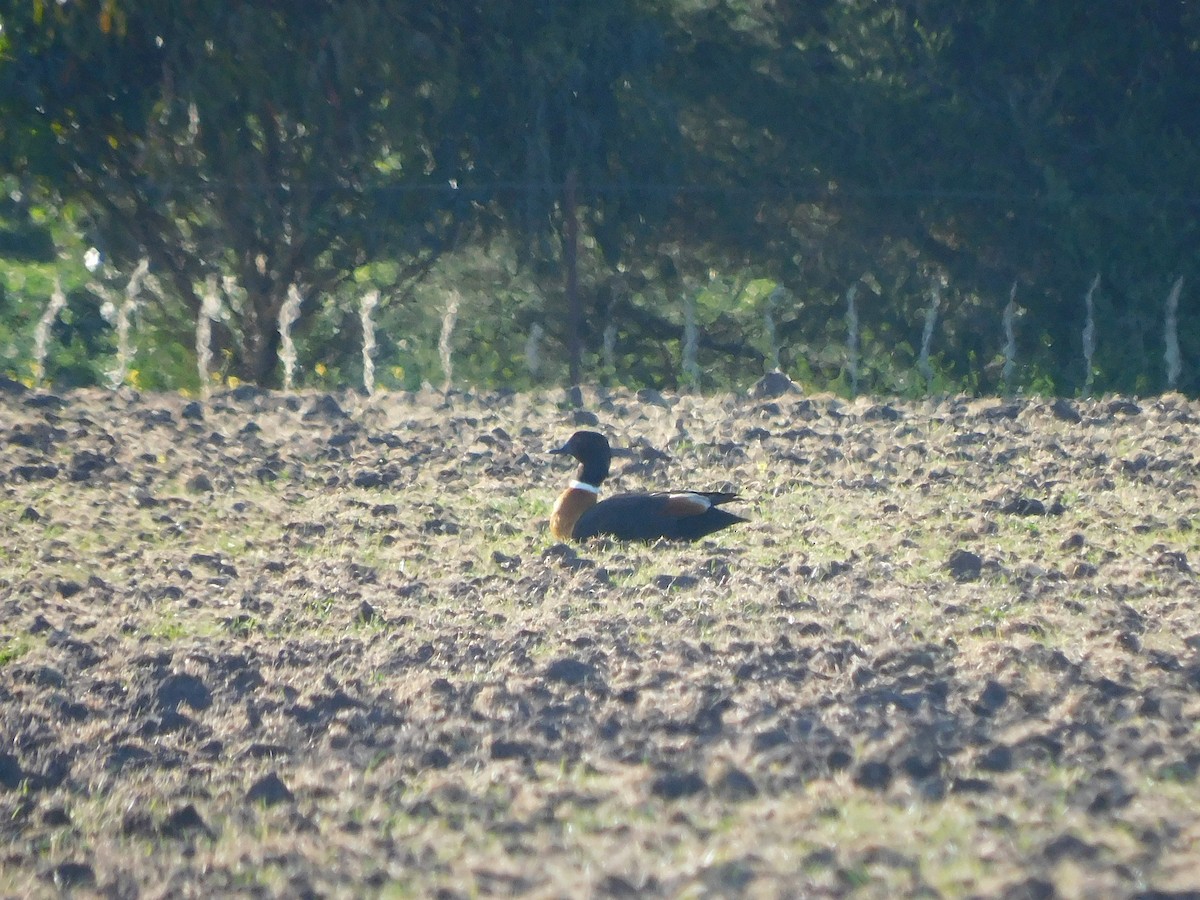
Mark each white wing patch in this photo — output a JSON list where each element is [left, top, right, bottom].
[[663, 492, 713, 517]]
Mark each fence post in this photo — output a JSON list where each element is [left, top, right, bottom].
[[360, 289, 379, 396], [525, 322, 544, 379], [918, 280, 941, 393], [33, 277, 68, 387], [439, 289, 461, 391], [845, 283, 860, 396], [764, 286, 783, 372], [1165, 276, 1184, 391], [279, 285, 303, 391], [197, 275, 223, 398], [682, 292, 700, 388], [1002, 282, 1019, 394], [106, 258, 149, 389], [1082, 273, 1099, 396]]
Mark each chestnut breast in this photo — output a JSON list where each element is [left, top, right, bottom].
[[550, 488, 598, 541]]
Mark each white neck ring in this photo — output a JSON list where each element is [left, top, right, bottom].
[[568, 479, 600, 494]]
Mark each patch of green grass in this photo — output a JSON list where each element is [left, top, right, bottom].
[[304, 596, 337, 619], [149, 615, 191, 642], [222, 614, 259, 637], [143, 609, 223, 643], [0, 636, 32, 666]]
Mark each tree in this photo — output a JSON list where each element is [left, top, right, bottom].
[[6, 1, 1200, 395], [1, 0, 455, 385], [662, 0, 1200, 393], [430, 0, 685, 383]]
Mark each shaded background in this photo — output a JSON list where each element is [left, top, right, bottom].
[[2, 1, 1198, 396]]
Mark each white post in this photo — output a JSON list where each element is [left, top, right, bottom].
[[602, 322, 617, 374], [439, 290, 461, 391], [682, 292, 700, 388], [1165, 276, 1184, 391], [360, 289, 379, 396], [1002, 281, 1019, 394], [764, 286, 784, 372], [918, 281, 941, 392], [107, 258, 149, 389], [524, 322, 544, 379], [1082, 273, 1099, 395], [197, 275, 223, 398], [279, 284, 303, 391], [32, 277, 68, 387], [845, 283, 860, 396]]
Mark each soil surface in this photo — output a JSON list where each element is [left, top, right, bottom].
[[2, 381, 1200, 898]]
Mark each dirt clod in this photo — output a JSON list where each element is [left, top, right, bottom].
[[712, 765, 759, 801], [946, 548, 983, 581], [155, 672, 212, 712], [48, 862, 95, 889], [544, 657, 597, 685], [246, 772, 294, 807], [853, 759, 893, 790], [649, 769, 706, 800], [161, 803, 216, 839], [975, 679, 1009, 716]]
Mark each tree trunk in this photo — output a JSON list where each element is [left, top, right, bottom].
[[238, 287, 283, 386]]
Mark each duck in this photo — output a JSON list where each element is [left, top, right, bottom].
[[549, 430, 747, 542]]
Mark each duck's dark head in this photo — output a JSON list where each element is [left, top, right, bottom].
[[551, 430, 611, 488]]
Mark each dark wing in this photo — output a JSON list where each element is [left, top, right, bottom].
[[648, 491, 741, 508], [573, 491, 747, 542]]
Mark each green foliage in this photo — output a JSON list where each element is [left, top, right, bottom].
[[0, 180, 104, 384], [1, 2, 1199, 396], [0, 0, 457, 385]]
